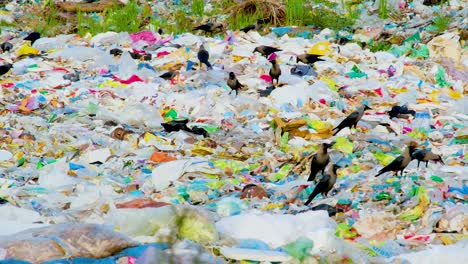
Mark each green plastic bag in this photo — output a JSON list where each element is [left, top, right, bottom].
[[410, 44, 429, 59], [346, 65, 368, 79], [403, 32, 421, 44], [284, 237, 314, 261], [435, 66, 452, 88], [268, 164, 293, 182], [333, 137, 354, 154], [178, 209, 218, 244]]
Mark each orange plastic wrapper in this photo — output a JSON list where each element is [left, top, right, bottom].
[[149, 151, 177, 163]]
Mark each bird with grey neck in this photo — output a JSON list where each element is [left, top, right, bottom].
[[227, 72, 246, 95], [375, 143, 418, 177], [193, 22, 224, 36], [296, 54, 324, 65], [307, 142, 334, 182], [411, 149, 444, 168], [305, 164, 340, 205], [197, 44, 212, 70], [269, 59, 281, 86], [333, 105, 372, 136], [253, 45, 282, 57]]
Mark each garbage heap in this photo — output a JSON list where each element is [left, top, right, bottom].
[[0, 2, 467, 264]]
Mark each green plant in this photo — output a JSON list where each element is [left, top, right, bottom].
[[192, 0, 205, 17], [432, 15, 451, 32], [76, 0, 153, 36], [306, 8, 356, 30], [378, 0, 388, 18], [227, 11, 260, 31], [340, 0, 360, 20], [285, 0, 307, 26], [368, 41, 392, 52], [312, 0, 336, 8], [226, 1, 266, 30]]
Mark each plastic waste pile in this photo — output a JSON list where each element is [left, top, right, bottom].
[[0, 1, 467, 264]]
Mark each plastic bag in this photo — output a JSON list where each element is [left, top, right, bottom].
[[284, 237, 314, 261], [106, 206, 177, 238], [0, 223, 137, 263], [177, 207, 219, 244]]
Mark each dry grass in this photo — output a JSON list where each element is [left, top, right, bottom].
[[18, 3, 75, 36], [55, 0, 123, 13], [224, 0, 286, 26]]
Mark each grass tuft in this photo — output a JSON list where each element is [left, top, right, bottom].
[[76, 0, 152, 36], [368, 41, 392, 52], [192, 0, 205, 17], [306, 8, 356, 30], [378, 0, 388, 19], [432, 15, 451, 32], [285, 0, 307, 26]]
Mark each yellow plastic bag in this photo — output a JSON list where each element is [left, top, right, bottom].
[[17, 43, 40, 57], [308, 41, 331, 56]]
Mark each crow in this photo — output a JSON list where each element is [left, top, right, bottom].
[[193, 23, 224, 35], [411, 149, 444, 168], [24, 32, 41, 45], [296, 54, 324, 65], [227, 72, 246, 95], [304, 164, 340, 205], [253, 45, 282, 57], [307, 142, 334, 182], [375, 143, 418, 177], [0, 63, 13, 77], [1, 42, 13, 52], [240, 19, 263, 33], [269, 59, 281, 86], [129, 52, 152, 61], [190, 126, 209, 138], [159, 71, 178, 81], [197, 44, 212, 70], [110, 48, 123, 57], [387, 105, 416, 119], [333, 105, 372, 136]]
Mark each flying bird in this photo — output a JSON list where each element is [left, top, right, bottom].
[[375, 143, 417, 177], [333, 105, 372, 136], [24, 32, 41, 45], [411, 149, 444, 168], [269, 59, 281, 86], [253, 45, 282, 57], [0, 63, 13, 76], [296, 54, 324, 65], [227, 72, 246, 95], [304, 164, 340, 205], [193, 22, 224, 35], [197, 44, 212, 70], [307, 142, 334, 182]]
